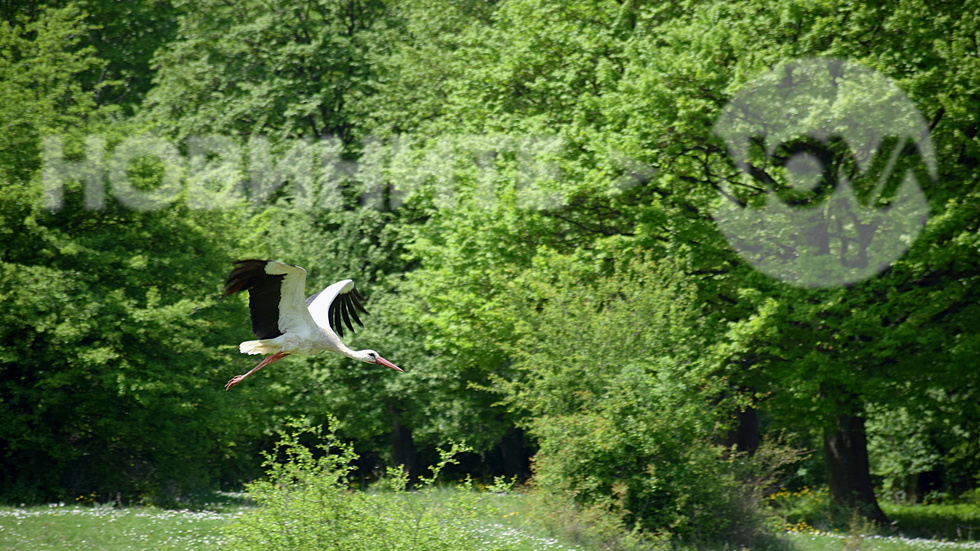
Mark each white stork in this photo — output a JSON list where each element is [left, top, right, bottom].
[[222, 259, 402, 390]]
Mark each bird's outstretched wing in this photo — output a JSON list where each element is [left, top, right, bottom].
[[306, 279, 369, 338], [224, 260, 316, 338]]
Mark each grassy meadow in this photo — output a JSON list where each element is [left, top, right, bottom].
[[2, 491, 979, 551], [0, 504, 234, 550]]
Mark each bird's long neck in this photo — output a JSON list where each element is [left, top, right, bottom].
[[319, 329, 359, 360], [340, 346, 361, 360], [319, 328, 368, 363], [330, 336, 360, 361]]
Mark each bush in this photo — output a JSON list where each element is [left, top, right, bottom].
[[221, 417, 514, 551], [500, 256, 788, 548], [767, 486, 830, 530]]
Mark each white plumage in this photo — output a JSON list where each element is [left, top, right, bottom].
[[223, 259, 402, 390]]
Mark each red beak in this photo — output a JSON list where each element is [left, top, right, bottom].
[[375, 356, 403, 372]]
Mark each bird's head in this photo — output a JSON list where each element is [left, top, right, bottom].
[[355, 349, 403, 372]]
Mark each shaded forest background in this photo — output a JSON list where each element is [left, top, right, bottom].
[[1, 0, 979, 542]]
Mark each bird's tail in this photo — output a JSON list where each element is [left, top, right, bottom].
[[240, 340, 278, 355]]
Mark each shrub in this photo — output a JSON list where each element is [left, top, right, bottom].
[[500, 255, 788, 548], [221, 417, 514, 551], [767, 486, 831, 528]]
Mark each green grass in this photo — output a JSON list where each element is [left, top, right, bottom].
[[468, 491, 587, 551], [776, 502, 980, 551], [348, 487, 584, 551], [0, 492, 581, 551], [2, 493, 980, 551], [0, 503, 239, 550], [884, 503, 980, 541], [785, 531, 980, 550]]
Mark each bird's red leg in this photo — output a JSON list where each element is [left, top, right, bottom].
[[225, 352, 290, 390]]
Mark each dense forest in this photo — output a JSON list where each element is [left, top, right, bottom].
[[2, 0, 979, 545]]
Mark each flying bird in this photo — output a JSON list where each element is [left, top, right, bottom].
[[222, 259, 402, 390]]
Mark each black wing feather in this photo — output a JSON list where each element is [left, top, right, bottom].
[[348, 300, 363, 327], [224, 259, 285, 340], [338, 295, 353, 334], [347, 293, 365, 327], [330, 293, 345, 337], [348, 289, 367, 329], [352, 288, 369, 314], [325, 283, 372, 338]]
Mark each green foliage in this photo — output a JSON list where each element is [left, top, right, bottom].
[[0, 3, 262, 504], [378, 0, 980, 517], [867, 404, 943, 504], [223, 417, 514, 551], [0, 4, 106, 181], [499, 255, 781, 546], [768, 486, 832, 530], [75, 0, 181, 110], [3, 0, 980, 544], [867, 394, 980, 505], [0, 188, 256, 502], [143, 0, 391, 142]]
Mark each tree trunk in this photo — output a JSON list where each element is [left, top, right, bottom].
[[497, 427, 532, 481], [390, 419, 418, 485], [724, 406, 761, 455], [823, 412, 888, 523]]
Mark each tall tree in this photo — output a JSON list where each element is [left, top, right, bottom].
[[614, 0, 980, 519], [143, 0, 390, 142], [368, 0, 980, 522], [0, 4, 264, 503]]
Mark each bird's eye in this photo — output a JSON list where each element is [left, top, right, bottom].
[[368, 352, 376, 359]]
